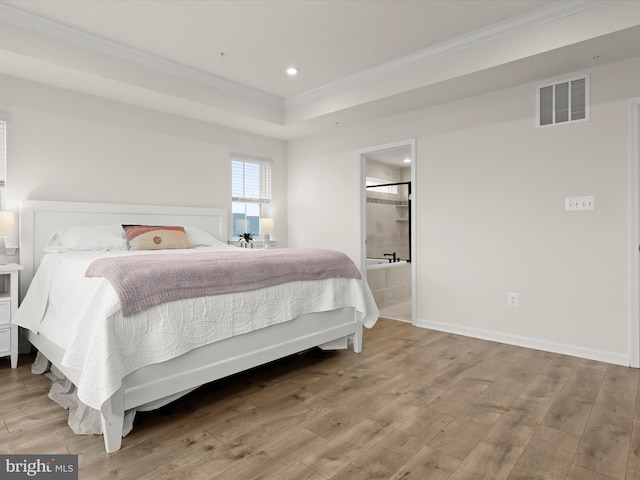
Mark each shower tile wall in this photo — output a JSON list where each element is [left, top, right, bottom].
[[366, 160, 410, 260]]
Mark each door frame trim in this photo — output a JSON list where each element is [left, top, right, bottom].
[[629, 97, 640, 367], [358, 139, 416, 325]]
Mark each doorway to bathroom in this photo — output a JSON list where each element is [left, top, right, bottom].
[[359, 140, 416, 324]]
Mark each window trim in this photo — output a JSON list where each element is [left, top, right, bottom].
[[231, 154, 272, 240], [0, 112, 9, 210]]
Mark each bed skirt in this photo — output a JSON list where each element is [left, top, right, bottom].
[[32, 352, 194, 437]]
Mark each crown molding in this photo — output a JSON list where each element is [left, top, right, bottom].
[[0, 3, 283, 109], [0, 0, 610, 115], [284, 0, 610, 109]]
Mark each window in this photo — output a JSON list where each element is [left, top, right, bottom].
[[366, 177, 398, 195], [231, 155, 272, 238], [0, 114, 7, 209]]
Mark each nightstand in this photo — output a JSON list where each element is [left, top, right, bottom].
[[0, 263, 23, 368]]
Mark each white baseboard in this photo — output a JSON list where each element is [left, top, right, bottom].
[[414, 318, 630, 367]]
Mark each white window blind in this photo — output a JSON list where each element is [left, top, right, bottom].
[[232, 156, 272, 203], [0, 117, 6, 184], [231, 155, 272, 237]]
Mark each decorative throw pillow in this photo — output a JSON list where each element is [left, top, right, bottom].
[[123, 225, 193, 250]]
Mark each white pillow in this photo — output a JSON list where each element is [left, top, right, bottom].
[[45, 224, 128, 252], [184, 226, 228, 247]]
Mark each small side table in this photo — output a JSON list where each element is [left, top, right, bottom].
[[0, 263, 23, 368]]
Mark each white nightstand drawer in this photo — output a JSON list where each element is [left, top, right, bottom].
[[0, 326, 10, 354], [0, 264, 21, 368], [0, 301, 10, 325]]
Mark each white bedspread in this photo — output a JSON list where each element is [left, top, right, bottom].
[[14, 246, 378, 419]]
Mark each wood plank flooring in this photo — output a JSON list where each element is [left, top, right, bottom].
[[2, 317, 640, 479]]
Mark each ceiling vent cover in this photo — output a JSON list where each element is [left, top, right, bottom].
[[537, 75, 589, 128]]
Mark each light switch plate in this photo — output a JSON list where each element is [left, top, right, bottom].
[[565, 196, 594, 211]]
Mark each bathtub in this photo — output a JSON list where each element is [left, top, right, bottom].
[[366, 258, 411, 319], [366, 258, 408, 270]]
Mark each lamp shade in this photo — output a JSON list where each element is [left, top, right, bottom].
[[0, 211, 15, 237], [259, 218, 274, 235]]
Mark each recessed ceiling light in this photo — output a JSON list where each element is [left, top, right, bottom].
[[286, 67, 299, 76], [403, 158, 411, 163]]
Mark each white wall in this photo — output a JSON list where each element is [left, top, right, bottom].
[[287, 149, 362, 259], [0, 74, 288, 244], [288, 55, 640, 365], [3, 52, 638, 365]]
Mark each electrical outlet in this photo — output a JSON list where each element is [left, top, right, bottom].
[[507, 292, 519, 307]]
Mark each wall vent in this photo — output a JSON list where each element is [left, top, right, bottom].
[[537, 75, 589, 128]]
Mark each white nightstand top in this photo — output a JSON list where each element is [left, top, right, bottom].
[[0, 263, 23, 273]]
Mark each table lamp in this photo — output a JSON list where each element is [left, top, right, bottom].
[[0, 210, 14, 264], [259, 218, 275, 248]]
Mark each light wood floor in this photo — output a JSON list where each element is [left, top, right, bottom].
[[2, 317, 640, 479]]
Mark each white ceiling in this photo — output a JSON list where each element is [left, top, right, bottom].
[[1, 0, 640, 139], [0, 0, 555, 98]]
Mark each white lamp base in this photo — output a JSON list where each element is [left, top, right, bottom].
[[0, 237, 8, 265], [263, 233, 272, 249]]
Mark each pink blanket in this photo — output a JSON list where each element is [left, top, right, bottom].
[[85, 248, 362, 316]]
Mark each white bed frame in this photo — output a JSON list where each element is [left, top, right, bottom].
[[18, 200, 363, 453]]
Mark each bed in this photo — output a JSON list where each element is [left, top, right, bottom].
[[14, 200, 378, 453]]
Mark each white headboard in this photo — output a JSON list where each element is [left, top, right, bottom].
[[19, 200, 228, 299]]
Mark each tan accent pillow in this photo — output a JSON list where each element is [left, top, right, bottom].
[[123, 225, 193, 250]]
